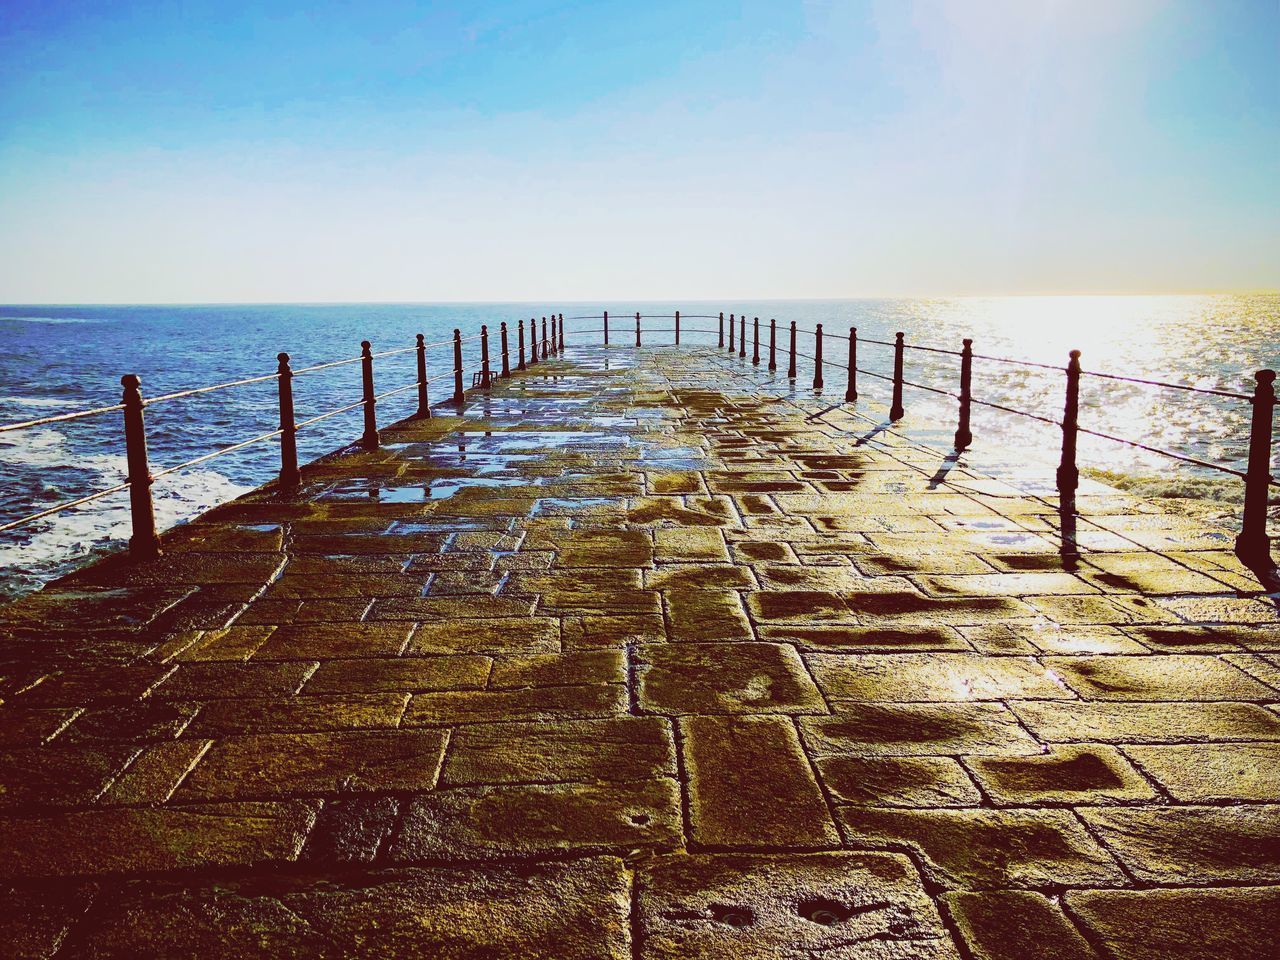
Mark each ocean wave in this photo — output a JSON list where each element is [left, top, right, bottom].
[[0, 395, 81, 409]]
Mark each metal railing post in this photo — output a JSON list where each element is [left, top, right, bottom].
[[121, 375, 160, 559], [518, 319, 527, 371], [452, 329, 465, 406], [550, 315, 557, 355], [768, 319, 777, 372], [415, 334, 431, 418], [788, 321, 797, 379], [635, 311, 641, 347], [719, 312, 724, 348], [728, 313, 735, 353], [955, 338, 974, 450], [1236, 369, 1276, 567], [813, 323, 824, 390], [480, 324, 492, 389], [604, 310, 609, 346], [542, 316, 549, 358], [530, 318, 539, 364], [559, 313, 565, 351], [739, 314, 746, 359], [277, 353, 300, 487], [889, 332, 905, 420], [845, 327, 857, 403], [360, 340, 379, 448], [1056, 350, 1082, 501], [675, 310, 681, 345], [500, 322, 510, 378], [752, 317, 760, 366]]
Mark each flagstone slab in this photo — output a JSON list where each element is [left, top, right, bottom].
[[836, 807, 1125, 890], [1080, 805, 1280, 884], [1064, 887, 1280, 960], [962, 745, 1155, 805], [186, 693, 408, 736], [403, 683, 626, 725], [1124, 742, 1280, 801], [806, 653, 1070, 702], [0, 744, 139, 810], [101, 739, 210, 804], [681, 715, 839, 849], [1045, 654, 1275, 701], [941, 890, 1100, 960], [406, 617, 559, 654], [817, 756, 982, 807], [0, 800, 319, 878], [636, 643, 825, 715], [1010, 701, 1280, 743], [487, 650, 625, 688], [636, 852, 958, 959], [663, 589, 755, 641], [303, 655, 490, 694], [73, 860, 632, 959], [802, 703, 1042, 757], [391, 779, 681, 860], [178, 729, 447, 800]]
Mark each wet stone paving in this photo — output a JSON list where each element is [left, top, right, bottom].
[[2, 344, 1280, 958]]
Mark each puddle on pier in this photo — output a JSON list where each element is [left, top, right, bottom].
[[320, 476, 530, 503]]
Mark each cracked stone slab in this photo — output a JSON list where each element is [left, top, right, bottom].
[[73, 859, 632, 959], [636, 852, 959, 959]]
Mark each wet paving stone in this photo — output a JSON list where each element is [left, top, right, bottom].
[[963, 745, 1156, 805], [186, 692, 409, 736], [1080, 805, 1280, 884], [837, 807, 1125, 889], [807, 653, 1070, 702], [663, 589, 755, 641], [1045, 654, 1275, 701], [681, 715, 839, 849], [391, 779, 681, 860], [0, 800, 319, 877], [817, 756, 982, 807], [636, 643, 825, 715], [1124, 742, 1280, 801], [178, 729, 447, 800], [802, 702, 1042, 757], [302, 655, 489, 694], [441, 717, 675, 785], [403, 683, 626, 725], [101, 739, 210, 804], [1010, 700, 1280, 743], [75, 859, 633, 959], [0, 744, 139, 810], [1064, 887, 1280, 960], [636, 852, 958, 959], [406, 617, 560, 654], [941, 890, 1101, 960]]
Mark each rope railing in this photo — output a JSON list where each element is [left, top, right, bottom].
[[2, 308, 1275, 576]]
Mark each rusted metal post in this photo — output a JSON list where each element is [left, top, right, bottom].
[[517, 319, 527, 371], [1236, 369, 1276, 567], [788, 321, 797, 379], [768, 319, 777, 372], [603, 310, 609, 346], [1056, 350, 1082, 501], [550, 315, 557, 355], [452, 329, 464, 406], [360, 340, 379, 448], [559, 314, 565, 350], [728, 313, 735, 353], [845, 327, 857, 403], [719, 312, 724, 348], [813, 323, 824, 390], [739, 314, 746, 359], [530, 318, 539, 364], [541, 316, 548, 358], [500, 322, 510, 378], [752, 317, 760, 366], [480, 324, 492, 389], [276, 353, 300, 487], [415, 334, 431, 418], [675, 310, 681, 345], [889, 332, 905, 420], [120, 375, 160, 560], [635, 311, 641, 347], [955, 338, 974, 450]]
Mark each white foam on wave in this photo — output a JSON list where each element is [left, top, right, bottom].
[[0, 316, 104, 324], [0, 427, 253, 599], [1, 396, 81, 409]]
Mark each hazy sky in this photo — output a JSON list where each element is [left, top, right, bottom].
[[1, 0, 1276, 302]]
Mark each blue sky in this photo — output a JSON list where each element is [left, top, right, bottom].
[[0, 0, 1276, 301]]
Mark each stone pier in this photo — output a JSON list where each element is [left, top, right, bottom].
[[1, 345, 1278, 958]]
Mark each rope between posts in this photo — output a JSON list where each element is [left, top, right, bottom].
[[0, 481, 132, 534], [0, 403, 126, 433], [150, 428, 284, 480]]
